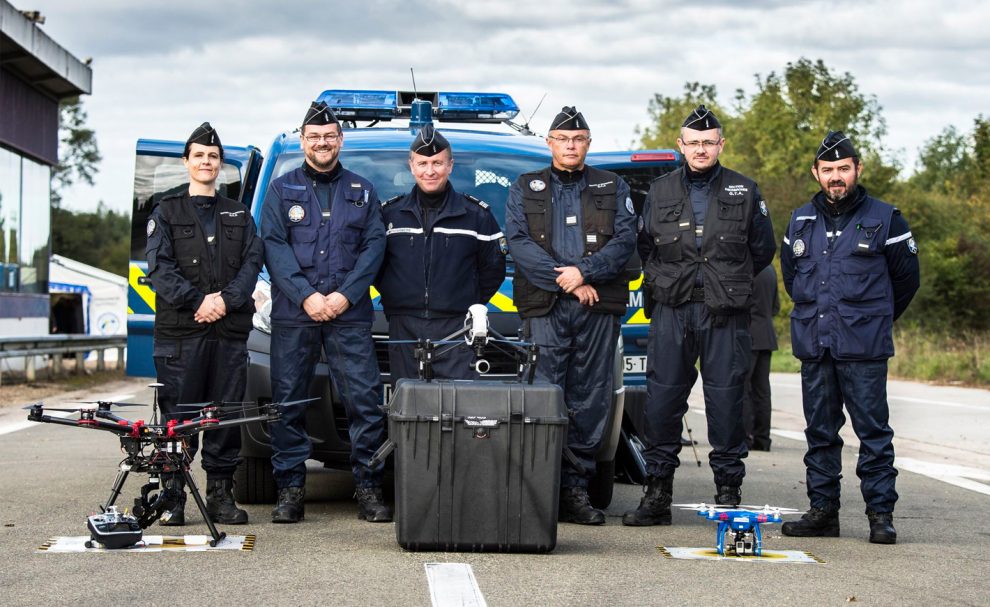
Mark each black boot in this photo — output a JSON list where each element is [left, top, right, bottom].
[[159, 474, 186, 526], [714, 484, 742, 507], [271, 486, 305, 523], [622, 476, 673, 526], [559, 486, 606, 525], [206, 478, 248, 525], [867, 510, 897, 544], [782, 506, 840, 537], [355, 487, 393, 523]]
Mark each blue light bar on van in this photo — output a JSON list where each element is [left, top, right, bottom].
[[317, 89, 520, 124], [320, 90, 399, 120], [435, 92, 519, 123]]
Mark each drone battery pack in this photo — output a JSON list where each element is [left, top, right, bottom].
[[389, 379, 566, 553]]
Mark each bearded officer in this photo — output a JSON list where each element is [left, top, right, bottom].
[[505, 107, 636, 525], [376, 124, 506, 382], [146, 122, 263, 526], [780, 131, 919, 544], [260, 101, 389, 524], [624, 105, 776, 526]]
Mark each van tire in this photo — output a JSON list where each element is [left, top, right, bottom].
[[233, 456, 278, 504]]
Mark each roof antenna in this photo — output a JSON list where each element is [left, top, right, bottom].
[[525, 92, 548, 129], [410, 67, 418, 97], [505, 91, 547, 137]]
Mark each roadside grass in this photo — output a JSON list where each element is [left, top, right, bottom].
[[770, 326, 990, 387], [0, 367, 126, 409]]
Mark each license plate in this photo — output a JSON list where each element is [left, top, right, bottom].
[[623, 355, 647, 374]]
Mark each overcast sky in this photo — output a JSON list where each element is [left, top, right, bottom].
[[21, 0, 989, 215]]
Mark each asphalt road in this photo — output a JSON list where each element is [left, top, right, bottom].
[[0, 374, 987, 607]]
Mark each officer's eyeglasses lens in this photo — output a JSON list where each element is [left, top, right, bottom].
[[682, 140, 720, 149], [304, 134, 340, 143], [549, 135, 590, 145]]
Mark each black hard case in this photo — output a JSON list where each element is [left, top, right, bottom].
[[389, 379, 567, 553]]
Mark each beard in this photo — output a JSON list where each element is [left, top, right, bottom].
[[824, 178, 856, 203], [305, 147, 338, 171]]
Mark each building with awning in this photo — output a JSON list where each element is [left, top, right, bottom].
[[1, 1, 92, 341]]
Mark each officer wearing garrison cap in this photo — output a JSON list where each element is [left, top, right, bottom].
[[376, 124, 506, 382], [146, 122, 263, 526], [624, 105, 776, 527], [780, 131, 919, 544], [506, 107, 637, 525], [260, 101, 389, 524]]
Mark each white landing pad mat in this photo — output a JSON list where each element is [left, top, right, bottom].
[[658, 546, 823, 564], [38, 534, 255, 553]]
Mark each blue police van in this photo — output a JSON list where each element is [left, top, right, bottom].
[[126, 89, 679, 507]]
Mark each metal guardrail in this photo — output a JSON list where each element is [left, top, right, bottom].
[[0, 334, 127, 386]]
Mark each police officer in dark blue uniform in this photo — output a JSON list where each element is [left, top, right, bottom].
[[781, 132, 919, 544], [506, 107, 637, 525], [377, 125, 506, 381], [744, 264, 780, 452], [624, 105, 776, 526], [260, 101, 389, 524], [146, 122, 263, 526]]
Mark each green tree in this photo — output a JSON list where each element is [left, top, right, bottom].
[[51, 203, 129, 276], [637, 58, 900, 233], [51, 96, 102, 209]]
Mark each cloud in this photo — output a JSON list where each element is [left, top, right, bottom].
[[24, 0, 989, 214]]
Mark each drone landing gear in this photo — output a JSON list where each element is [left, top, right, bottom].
[[716, 521, 763, 557], [104, 464, 227, 548]]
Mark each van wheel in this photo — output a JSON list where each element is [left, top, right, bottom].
[[233, 456, 278, 504], [587, 459, 615, 509]]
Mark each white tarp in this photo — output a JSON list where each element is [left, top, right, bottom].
[[49, 255, 127, 360]]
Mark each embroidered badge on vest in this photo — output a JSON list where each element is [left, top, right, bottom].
[[529, 179, 546, 192], [288, 205, 306, 222]]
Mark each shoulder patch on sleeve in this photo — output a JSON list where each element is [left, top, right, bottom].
[[464, 194, 490, 209]]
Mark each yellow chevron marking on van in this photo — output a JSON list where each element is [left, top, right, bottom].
[[490, 291, 517, 312], [129, 263, 156, 313], [626, 308, 648, 324], [370, 286, 380, 300], [629, 272, 643, 290]]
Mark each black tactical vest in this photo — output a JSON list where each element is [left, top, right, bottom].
[[155, 194, 254, 339], [643, 166, 757, 314], [512, 166, 632, 318]]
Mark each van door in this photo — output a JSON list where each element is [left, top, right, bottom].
[[126, 140, 262, 377]]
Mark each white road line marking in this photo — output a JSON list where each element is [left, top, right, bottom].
[[771, 431, 990, 496], [0, 409, 73, 436], [897, 457, 990, 496], [772, 381, 988, 411], [770, 429, 806, 442], [425, 563, 487, 607]]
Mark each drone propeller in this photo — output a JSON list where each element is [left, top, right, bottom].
[[73, 400, 148, 408], [274, 397, 320, 408], [736, 504, 802, 514], [176, 400, 255, 409], [673, 502, 737, 510]]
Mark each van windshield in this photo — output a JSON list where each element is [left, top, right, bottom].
[[270, 151, 548, 226]]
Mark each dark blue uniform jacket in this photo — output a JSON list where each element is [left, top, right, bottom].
[[261, 164, 385, 326], [376, 186, 506, 318]]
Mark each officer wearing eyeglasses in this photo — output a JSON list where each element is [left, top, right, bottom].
[[260, 101, 390, 524], [624, 105, 776, 526], [506, 107, 637, 525]]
